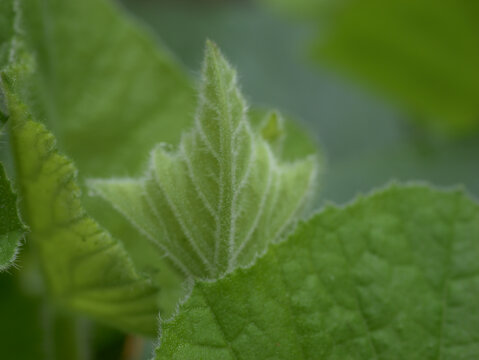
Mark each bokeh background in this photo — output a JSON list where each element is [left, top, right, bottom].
[[2, 0, 478, 359]]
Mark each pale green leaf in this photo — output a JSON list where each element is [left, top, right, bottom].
[[90, 41, 318, 279], [156, 185, 479, 359], [0, 162, 26, 271]]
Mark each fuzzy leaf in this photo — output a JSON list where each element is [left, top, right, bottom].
[[156, 185, 479, 359], [90, 42, 317, 279], [1, 59, 160, 335], [0, 162, 26, 271]]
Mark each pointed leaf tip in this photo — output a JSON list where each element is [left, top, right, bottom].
[[91, 42, 318, 279]]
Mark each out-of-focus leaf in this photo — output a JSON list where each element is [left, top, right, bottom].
[[18, 0, 195, 177], [249, 109, 320, 162], [0, 162, 26, 271], [156, 185, 479, 359], [259, 0, 479, 136], [313, 0, 479, 136]]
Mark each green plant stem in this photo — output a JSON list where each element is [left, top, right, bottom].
[[42, 304, 90, 360]]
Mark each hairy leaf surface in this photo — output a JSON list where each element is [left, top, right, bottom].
[[90, 42, 318, 279], [0, 162, 26, 271], [156, 185, 479, 359]]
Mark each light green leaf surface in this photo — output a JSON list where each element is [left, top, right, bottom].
[[90, 42, 318, 279], [0, 162, 26, 271], [156, 185, 479, 359]]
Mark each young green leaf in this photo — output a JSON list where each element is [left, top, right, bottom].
[[156, 185, 479, 359], [0, 162, 27, 271], [90, 41, 318, 279]]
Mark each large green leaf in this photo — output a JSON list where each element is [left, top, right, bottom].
[[90, 42, 318, 279], [0, 162, 26, 271], [156, 185, 479, 359]]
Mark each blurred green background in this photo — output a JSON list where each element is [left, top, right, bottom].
[[2, 0, 478, 359]]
